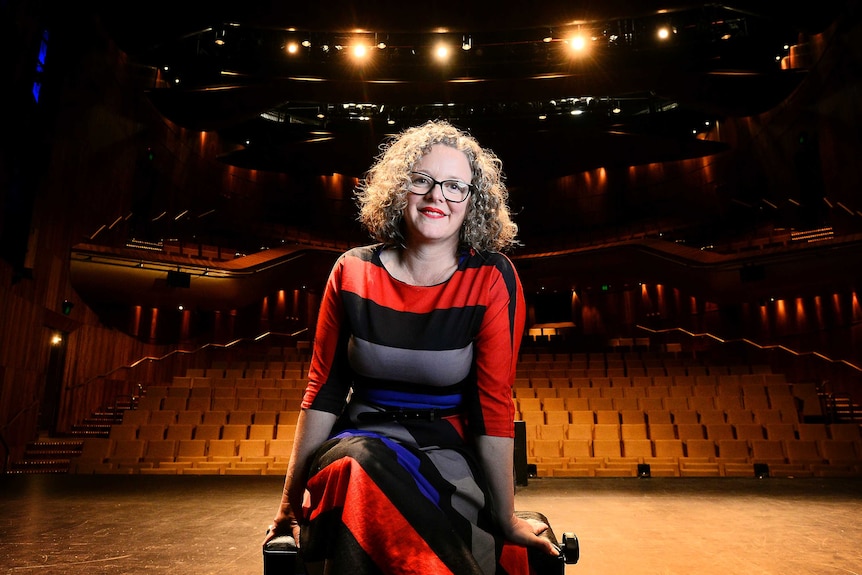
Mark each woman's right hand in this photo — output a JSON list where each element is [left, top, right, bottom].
[[262, 516, 301, 547]]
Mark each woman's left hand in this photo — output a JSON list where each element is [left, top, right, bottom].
[[503, 514, 560, 556]]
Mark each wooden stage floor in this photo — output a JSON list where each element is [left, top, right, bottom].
[[1, 474, 860, 575]]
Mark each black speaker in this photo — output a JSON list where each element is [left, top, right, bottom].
[[754, 463, 770, 478], [166, 270, 191, 288], [514, 420, 529, 486], [637, 463, 651, 478]]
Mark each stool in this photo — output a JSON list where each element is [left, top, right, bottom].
[[263, 510, 579, 574]]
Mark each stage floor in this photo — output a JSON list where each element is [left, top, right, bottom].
[[1, 474, 860, 575]]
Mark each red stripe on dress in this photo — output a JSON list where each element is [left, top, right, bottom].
[[305, 457, 457, 575], [341, 257, 499, 313]]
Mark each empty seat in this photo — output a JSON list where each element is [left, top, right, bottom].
[[648, 423, 677, 440], [764, 423, 797, 441], [797, 423, 829, 441], [149, 410, 178, 426], [567, 423, 593, 440], [685, 439, 717, 461], [165, 424, 195, 441], [122, 409, 150, 426], [143, 439, 178, 463], [704, 424, 735, 441], [207, 439, 239, 460], [676, 423, 705, 440], [593, 424, 621, 440], [818, 439, 860, 466], [137, 424, 167, 441], [193, 424, 222, 440], [671, 410, 699, 424], [621, 423, 648, 440], [750, 440, 787, 465], [784, 440, 824, 466], [829, 424, 862, 442], [715, 440, 750, 461], [653, 439, 684, 461], [531, 439, 563, 460], [622, 439, 653, 459], [734, 423, 765, 442], [221, 424, 249, 440]]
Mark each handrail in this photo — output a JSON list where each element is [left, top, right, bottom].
[[635, 325, 862, 373], [67, 328, 311, 391]]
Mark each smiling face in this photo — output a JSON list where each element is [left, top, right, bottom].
[[403, 144, 472, 250]]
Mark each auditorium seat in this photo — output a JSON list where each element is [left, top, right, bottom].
[[109, 424, 138, 440], [644, 409, 671, 425], [207, 439, 239, 461], [684, 439, 717, 461], [202, 411, 227, 425], [539, 424, 567, 441], [764, 422, 797, 441], [106, 439, 146, 469], [567, 423, 593, 440], [143, 439, 178, 463], [248, 424, 276, 440], [829, 423, 862, 442], [122, 409, 150, 426], [651, 440, 685, 475], [621, 423, 648, 440], [221, 424, 249, 441], [562, 439, 592, 460], [193, 424, 222, 440], [186, 396, 211, 412], [276, 424, 297, 440], [648, 423, 677, 440], [595, 410, 620, 425], [797, 423, 830, 441], [622, 438, 653, 460], [715, 440, 750, 462], [593, 424, 621, 440], [784, 440, 824, 467], [545, 410, 571, 426], [697, 410, 726, 425], [705, 424, 735, 441], [166, 423, 195, 441], [750, 440, 787, 465], [676, 423, 705, 441], [138, 424, 167, 441], [670, 410, 699, 425], [734, 423, 766, 442]]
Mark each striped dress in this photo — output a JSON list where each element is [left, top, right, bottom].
[[299, 243, 529, 574]]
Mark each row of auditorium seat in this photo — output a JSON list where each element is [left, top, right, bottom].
[[69, 349, 861, 477], [522, 421, 860, 442], [72, 437, 294, 475], [527, 436, 862, 478]]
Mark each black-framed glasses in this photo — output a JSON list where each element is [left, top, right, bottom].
[[408, 172, 474, 203]]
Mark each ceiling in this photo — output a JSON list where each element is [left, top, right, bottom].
[[92, 1, 848, 180]]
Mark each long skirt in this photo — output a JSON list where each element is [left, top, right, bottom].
[[298, 414, 532, 575]]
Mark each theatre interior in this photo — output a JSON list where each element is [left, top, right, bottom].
[[2, 2, 862, 573]]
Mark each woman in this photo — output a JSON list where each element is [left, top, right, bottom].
[[264, 120, 557, 574]]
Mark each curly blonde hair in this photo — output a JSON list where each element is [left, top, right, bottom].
[[355, 120, 519, 252]]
